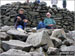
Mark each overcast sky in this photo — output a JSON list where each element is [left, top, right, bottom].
[[0, 0, 75, 11]]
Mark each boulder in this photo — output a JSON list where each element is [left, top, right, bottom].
[[47, 47, 59, 55], [28, 11, 39, 16], [7, 29, 28, 37], [2, 40, 32, 52], [51, 29, 67, 39], [62, 38, 74, 46], [7, 29, 28, 41], [50, 37, 62, 48], [0, 49, 31, 56], [0, 48, 3, 53], [39, 2, 47, 6], [37, 28, 54, 35], [0, 32, 8, 39], [26, 31, 54, 47], [67, 31, 75, 40], [30, 47, 45, 56], [62, 40, 72, 46], [30, 52, 45, 56], [0, 26, 12, 32], [60, 45, 75, 51]]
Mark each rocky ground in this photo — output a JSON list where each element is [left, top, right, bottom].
[[0, 1, 75, 56], [0, 26, 75, 56]]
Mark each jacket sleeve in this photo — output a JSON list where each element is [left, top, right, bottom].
[[52, 19, 56, 24], [44, 19, 49, 26], [23, 15, 27, 19]]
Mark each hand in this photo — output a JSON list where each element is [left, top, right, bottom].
[[23, 19, 28, 23], [17, 16, 21, 21], [48, 24, 53, 26]]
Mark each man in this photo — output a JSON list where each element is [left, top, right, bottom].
[[63, 0, 67, 8], [51, 0, 58, 7], [14, 8, 28, 30], [44, 12, 56, 29]]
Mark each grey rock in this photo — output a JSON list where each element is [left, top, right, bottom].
[[0, 26, 12, 32], [2, 40, 32, 51], [50, 37, 62, 47], [62, 40, 72, 46], [51, 29, 67, 38], [47, 47, 59, 55], [30, 47, 46, 56], [7, 29, 28, 41], [60, 45, 75, 51], [0, 32, 8, 39], [67, 31, 75, 40], [0, 23, 3, 27], [0, 19, 2, 23], [28, 11, 39, 16], [0, 49, 31, 56], [39, 2, 47, 6], [30, 51, 45, 56], [34, 47, 45, 56], [7, 29, 28, 37], [0, 48, 3, 53], [37, 28, 54, 35], [26, 31, 54, 47]]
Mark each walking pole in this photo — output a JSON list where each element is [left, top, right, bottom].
[[15, 19, 18, 29]]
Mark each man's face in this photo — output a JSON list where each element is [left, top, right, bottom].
[[47, 14, 51, 18], [19, 10, 24, 14]]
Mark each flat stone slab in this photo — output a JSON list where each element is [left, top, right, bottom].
[[7, 29, 28, 37], [60, 45, 75, 51], [0, 49, 31, 56], [2, 40, 32, 51], [0, 26, 13, 32]]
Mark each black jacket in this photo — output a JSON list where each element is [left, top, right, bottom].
[[14, 14, 26, 28]]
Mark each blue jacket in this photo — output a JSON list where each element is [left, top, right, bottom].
[[37, 21, 45, 29]]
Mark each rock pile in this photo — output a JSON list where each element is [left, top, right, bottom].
[[0, 1, 75, 31], [0, 1, 75, 56], [0, 25, 75, 56]]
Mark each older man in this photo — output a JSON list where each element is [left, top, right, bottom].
[[44, 12, 56, 29], [14, 8, 28, 30]]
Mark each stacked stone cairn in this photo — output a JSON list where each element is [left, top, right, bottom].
[[0, 1, 75, 56]]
